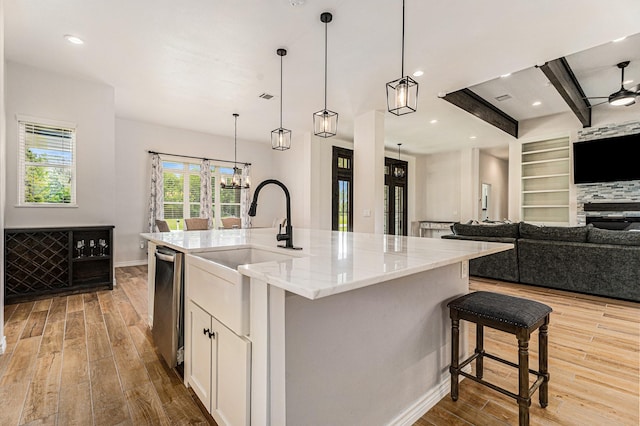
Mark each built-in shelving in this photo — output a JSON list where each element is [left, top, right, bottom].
[[521, 137, 570, 224], [4, 225, 114, 303]]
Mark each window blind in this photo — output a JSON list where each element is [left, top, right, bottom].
[[18, 119, 76, 205]]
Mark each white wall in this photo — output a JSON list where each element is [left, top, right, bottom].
[[114, 118, 278, 265], [5, 62, 116, 228], [419, 151, 462, 222], [1, 0, 7, 353], [479, 151, 508, 221]]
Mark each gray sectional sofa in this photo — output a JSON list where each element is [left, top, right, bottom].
[[442, 222, 640, 302]]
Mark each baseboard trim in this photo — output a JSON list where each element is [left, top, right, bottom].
[[389, 376, 450, 426], [115, 259, 147, 268], [390, 365, 471, 425], [0, 336, 6, 354]]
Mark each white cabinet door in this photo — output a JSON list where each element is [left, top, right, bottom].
[[214, 316, 251, 426], [187, 301, 215, 412]]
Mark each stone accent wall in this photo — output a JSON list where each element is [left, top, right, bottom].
[[575, 121, 640, 225]]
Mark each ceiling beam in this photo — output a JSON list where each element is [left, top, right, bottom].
[[442, 89, 518, 138], [539, 57, 591, 128]]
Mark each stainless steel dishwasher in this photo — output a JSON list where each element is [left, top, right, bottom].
[[153, 246, 184, 368]]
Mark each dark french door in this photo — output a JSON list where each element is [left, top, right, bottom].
[[332, 147, 354, 232], [384, 157, 408, 236]]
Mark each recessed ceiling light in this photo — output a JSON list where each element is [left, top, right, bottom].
[[623, 79, 634, 85], [469, 136, 477, 139], [500, 73, 512, 78], [430, 119, 438, 124], [612, 36, 627, 43], [64, 35, 84, 45], [413, 70, 424, 77], [532, 101, 542, 106]]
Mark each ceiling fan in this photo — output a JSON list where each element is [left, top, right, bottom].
[[586, 61, 639, 107]]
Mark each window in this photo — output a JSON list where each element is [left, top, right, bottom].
[[162, 160, 242, 230], [332, 147, 353, 232], [162, 162, 201, 229], [219, 167, 242, 218], [18, 118, 76, 206]]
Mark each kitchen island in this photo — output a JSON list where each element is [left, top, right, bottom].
[[141, 228, 511, 426]]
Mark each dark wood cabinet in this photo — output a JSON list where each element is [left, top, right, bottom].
[[4, 226, 114, 304]]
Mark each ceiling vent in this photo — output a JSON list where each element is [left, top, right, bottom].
[[259, 93, 274, 100], [495, 94, 512, 102]]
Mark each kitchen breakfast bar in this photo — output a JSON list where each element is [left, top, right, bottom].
[[141, 228, 511, 426]]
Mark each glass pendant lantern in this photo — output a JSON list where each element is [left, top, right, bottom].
[[272, 48, 292, 150], [221, 113, 250, 189], [386, 0, 418, 116], [313, 12, 338, 138], [393, 143, 406, 178]]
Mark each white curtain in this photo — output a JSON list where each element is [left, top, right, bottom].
[[199, 159, 213, 228], [148, 154, 164, 232], [241, 164, 252, 228]]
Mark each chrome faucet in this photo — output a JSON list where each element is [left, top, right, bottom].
[[248, 179, 301, 250]]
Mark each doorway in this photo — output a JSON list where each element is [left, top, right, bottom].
[[384, 157, 408, 235], [481, 183, 491, 221]]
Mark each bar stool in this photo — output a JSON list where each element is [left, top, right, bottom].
[[448, 291, 552, 426]]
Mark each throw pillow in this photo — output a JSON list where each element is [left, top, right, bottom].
[[588, 227, 640, 246], [519, 222, 590, 242], [452, 222, 519, 238]]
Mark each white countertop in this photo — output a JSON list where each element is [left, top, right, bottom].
[[141, 228, 512, 299]]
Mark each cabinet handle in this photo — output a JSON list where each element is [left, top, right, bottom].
[[203, 328, 215, 339], [209, 331, 215, 339]]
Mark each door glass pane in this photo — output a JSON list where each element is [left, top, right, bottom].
[[338, 180, 350, 231], [384, 185, 389, 234], [395, 186, 404, 235]]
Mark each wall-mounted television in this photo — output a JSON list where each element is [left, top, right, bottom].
[[573, 133, 640, 184]]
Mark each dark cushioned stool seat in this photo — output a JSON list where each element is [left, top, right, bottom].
[[448, 291, 552, 328], [448, 291, 552, 426]]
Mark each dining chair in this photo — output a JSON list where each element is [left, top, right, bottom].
[[221, 217, 242, 229], [184, 218, 210, 230], [155, 219, 170, 232]]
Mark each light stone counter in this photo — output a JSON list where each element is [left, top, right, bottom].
[[141, 227, 511, 300], [142, 227, 513, 425]]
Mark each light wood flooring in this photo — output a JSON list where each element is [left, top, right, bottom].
[[1, 267, 638, 425], [0, 266, 213, 426]]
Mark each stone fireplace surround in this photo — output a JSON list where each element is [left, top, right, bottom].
[[575, 120, 640, 226]]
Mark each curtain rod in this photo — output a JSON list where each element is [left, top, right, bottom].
[[148, 150, 251, 166]]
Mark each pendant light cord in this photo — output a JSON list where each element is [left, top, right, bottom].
[[280, 54, 284, 128], [324, 19, 328, 110], [234, 114, 238, 169], [401, 0, 405, 77]]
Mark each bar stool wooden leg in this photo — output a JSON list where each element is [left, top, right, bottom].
[[539, 316, 550, 408], [475, 324, 484, 379], [517, 332, 531, 426], [450, 317, 460, 401]]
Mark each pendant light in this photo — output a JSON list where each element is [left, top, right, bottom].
[[313, 12, 338, 138], [221, 113, 249, 189], [272, 48, 292, 150], [386, 0, 418, 116], [393, 143, 406, 178]]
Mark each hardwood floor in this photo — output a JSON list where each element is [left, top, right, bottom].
[[419, 277, 640, 426], [1, 267, 638, 425], [0, 266, 214, 426]]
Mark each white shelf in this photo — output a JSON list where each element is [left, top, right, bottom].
[[522, 173, 570, 179], [522, 189, 569, 194], [521, 158, 570, 166], [522, 205, 569, 209], [522, 146, 570, 155]]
